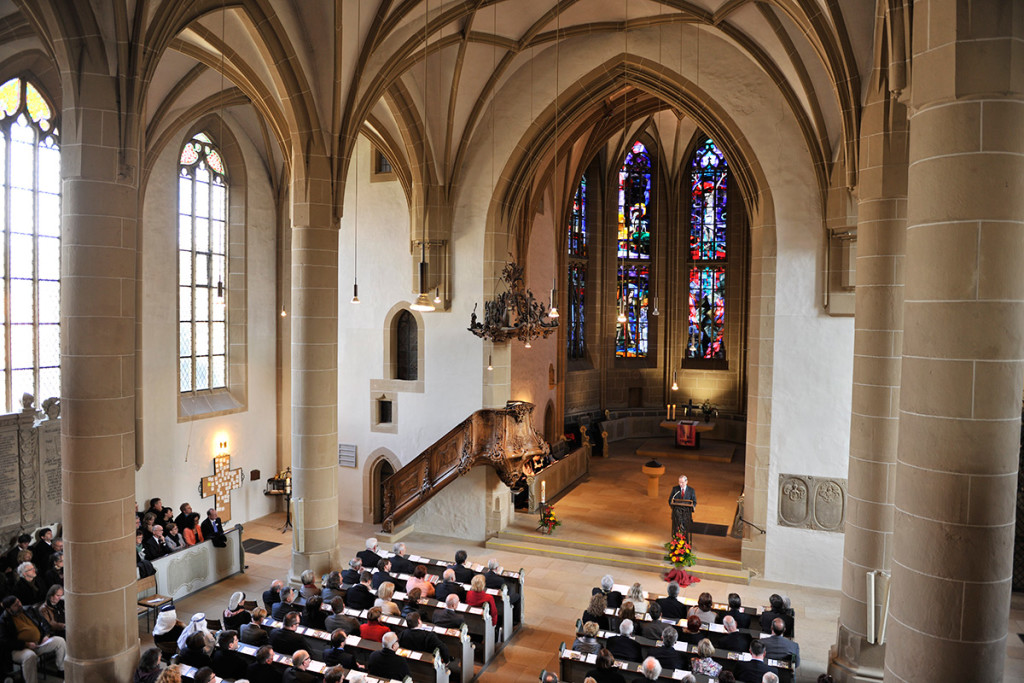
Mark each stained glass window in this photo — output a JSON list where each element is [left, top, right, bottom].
[[687, 138, 728, 360], [617, 141, 651, 260], [568, 175, 587, 258], [0, 77, 60, 412], [179, 132, 228, 392], [615, 263, 649, 358], [567, 262, 586, 360]]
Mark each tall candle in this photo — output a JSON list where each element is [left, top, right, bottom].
[[667, 404, 671, 420], [541, 481, 546, 504]]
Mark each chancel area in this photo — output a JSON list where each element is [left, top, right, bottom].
[[0, 1, 1023, 681]]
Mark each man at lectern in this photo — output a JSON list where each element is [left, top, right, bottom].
[[668, 475, 697, 541]]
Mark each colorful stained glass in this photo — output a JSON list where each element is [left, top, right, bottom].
[[207, 148, 225, 174], [615, 263, 649, 358], [24, 81, 51, 122], [618, 141, 651, 259], [687, 267, 725, 359], [0, 78, 20, 118], [568, 175, 587, 258], [690, 138, 727, 261], [567, 262, 586, 360], [180, 142, 199, 165]]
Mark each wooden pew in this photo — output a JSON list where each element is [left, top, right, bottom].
[[611, 583, 763, 623], [233, 640, 422, 683], [602, 606, 764, 646], [557, 643, 715, 683]]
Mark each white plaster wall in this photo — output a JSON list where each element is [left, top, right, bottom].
[[336, 136, 485, 523], [138, 120, 280, 526], [402, 466, 489, 541]]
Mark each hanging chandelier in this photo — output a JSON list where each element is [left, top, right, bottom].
[[468, 261, 558, 344]]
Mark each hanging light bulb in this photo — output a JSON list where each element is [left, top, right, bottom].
[[351, 282, 360, 304], [433, 287, 442, 306], [487, 354, 494, 371], [524, 340, 532, 349], [671, 370, 678, 391], [651, 295, 660, 316], [280, 305, 287, 318], [411, 241, 436, 311], [548, 279, 559, 318], [616, 306, 627, 324]]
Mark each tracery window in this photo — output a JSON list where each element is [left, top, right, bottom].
[[615, 141, 651, 358], [0, 77, 60, 412], [395, 310, 418, 380], [686, 137, 727, 360], [567, 175, 587, 360], [178, 132, 228, 393]]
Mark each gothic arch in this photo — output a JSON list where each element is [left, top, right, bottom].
[[363, 448, 401, 525], [381, 302, 426, 392]]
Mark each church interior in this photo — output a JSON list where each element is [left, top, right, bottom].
[[0, 0, 1023, 681]]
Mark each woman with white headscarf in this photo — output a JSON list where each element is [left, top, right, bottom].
[[176, 612, 211, 652], [152, 604, 184, 647], [223, 591, 252, 630]]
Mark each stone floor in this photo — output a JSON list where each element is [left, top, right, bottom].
[[150, 438, 1024, 682]]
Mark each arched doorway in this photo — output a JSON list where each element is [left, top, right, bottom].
[[374, 460, 395, 525], [365, 450, 401, 526]]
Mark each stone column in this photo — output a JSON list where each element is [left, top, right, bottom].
[[61, 74, 140, 679], [290, 161, 340, 578], [886, 2, 1024, 680], [830, 88, 908, 682]]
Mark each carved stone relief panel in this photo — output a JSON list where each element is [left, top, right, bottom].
[[777, 474, 847, 532]]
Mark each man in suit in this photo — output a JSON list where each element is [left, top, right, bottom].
[[668, 474, 697, 541], [718, 615, 752, 653], [366, 632, 410, 679], [246, 645, 283, 683], [656, 581, 686, 620], [450, 549, 476, 583], [282, 649, 318, 683], [269, 611, 307, 657], [345, 571, 375, 610], [759, 594, 794, 637], [174, 502, 193, 532], [211, 629, 249, 681], [263, 579, 284, 611], [639, 602, 666, 640], [142, 524, 170, 561], [2, 534, 31, 577], [322, 628, 358, 669], [371, 558, 399, 590], [638, 657, 663, 680], [356, 538, 382, 569], [389, 542, 416, 575], [434, 568, 467, 603], [240, 608, 270, 646], [399, 611, 452, 665], [723, 592, 753, 629], [646, 627, 686, 670], [324, 596, 360, 635], [271, 587, 299, 621], [591, 575, 623, 609], [606, 618, 643, 662], [735, 640, 777, 683], [29, 529, 54, 571], [483, 558, 521, 621], [340, 558, 362, 586], [763, 617, 800, 668], [201, 508, 227, 547], [432, 594, 466, 629]]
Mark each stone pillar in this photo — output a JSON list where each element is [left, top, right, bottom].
[[61, 74, 140, 679], [886, 2, 1024, 680], [830, 88, 908, 682], [290, 162, 340, 579]]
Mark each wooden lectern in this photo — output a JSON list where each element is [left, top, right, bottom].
[[671, 498, 695, 543]]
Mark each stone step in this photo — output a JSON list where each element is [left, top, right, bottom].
[[484, 534, 750, 585]]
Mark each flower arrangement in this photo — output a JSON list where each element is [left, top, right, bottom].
[[538, 504, 561, 534], [663, 531, 696, 568]]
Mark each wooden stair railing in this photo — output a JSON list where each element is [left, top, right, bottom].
[[380, 401, 549, 532]]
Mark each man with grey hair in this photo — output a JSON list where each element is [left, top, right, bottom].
[[656, 581, 685, 619], [357, 537, 382, 569], [366, 631, 409, 679], [762, 674, 780, 683], [271, 586, 298, 620], [606, 618, 642, 662], [719, 614, 752, 653], [540, 671, 559, 683], [390, 541, 415, 574], [591, 574, 623, 608], [648, 624, 686, 669], [679, 675, 697, 683], [341, 557, 362, 585], [639, 657, 663, 680], [483, 557, 521, 621], [432, 594, 465, 629], [434, 567, 467, 603], [282, 648, 317, 683]]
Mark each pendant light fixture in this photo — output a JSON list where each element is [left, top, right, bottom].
[[616, 0, 629, 329], [411, 0, 434, 312], [351, 0, 360, 305], [671, 370, 678, 391], [411, 241, 436, 311]]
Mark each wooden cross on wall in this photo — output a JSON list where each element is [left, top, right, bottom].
[[200, 454, 243, 522]]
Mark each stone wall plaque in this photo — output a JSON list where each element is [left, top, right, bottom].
[[38, 420, 61, 523], [777, 474, 847, 532], [0, 416, 21, 530]]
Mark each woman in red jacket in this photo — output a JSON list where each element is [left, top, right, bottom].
[[359, 606, 391, 642], [466, 574, 498, 621]]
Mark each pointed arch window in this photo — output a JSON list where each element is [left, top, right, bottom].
[[567, 174, 587, 360], [616, 141, 651, 358], [686, 137, 727, 361], [0, 77, 60, 412], [178, 132, 228, 393], [395, 310, 418, 381]]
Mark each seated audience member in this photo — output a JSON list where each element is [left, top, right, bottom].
[[689, 591, 716, 624], [763, 675, 780, 683], [735, 640, 777, 683], [723, 592, 753, 629], [1, 595, 67, 681], [401, 587, 431, 622], [374, 582, 400, 617], [450, 549, 476, 583], [581, 592, 610, 631], [541, 672, 559, 683], [366, 632, 409, 679], [640, 601, 665, 640], [200, 508, 227, 547], [678, 675, 698, 683], [359, 606, 391, 642], [246, 645, 283, 683], [224, 591, 252, 630], [585, 648, 626, 683], [606, 618, 642, 662], [324, 596, 360, 635], [269, 611, 307, 657], [143, 524, 171, 561], [141, 513, 157, 539], [177, 632, 212, 668], [14, 561, 46, 606], [29, 529, 54, 577], [299, 569, 321, 599], [648, 626, 685, 670], [155, 666, 182, 683], [42, 551, 63, 590], [626, 583, 648, 615], [406, 564, 435, 598], [680, 615, 704, 645], [241, 607, 270, 646], [174, 503, 193, 534], [356, 538, 382, 569], [592, 574, 623, 609], [134, 647, 164, 683], [271, 586, 299, 621], [466, 573, 498, 620], [162, 524, 186, 553], [656, 581, 685, 620], [323, 666, 348, 683], [432, 594, 466, 629], [434, 568, 467, 603], [390, 542, 416, 575], [146, 497, 164, 520], [399, 610, 453, 667], [618, 600, 637, 626], [158, 507, 175, 532], [483, 558, 521, 621], [759, 594, 793, 636], [322, 627, 358, 668], [263, 579, 284, 611], [182, 512, 204, 546], [38, 584, 65, 637], [691, 638, 723, 677], [211, 629, 248, 681], [638, 657, 662, 681], [345, 571, 375, 611], [371, 557, 399, 590], [718, 615, 752, 653], [2, 534, 31, 577], [152, 605, 184, 648], [303, 595, 326, 630], [192, 667, 215, 683], [282, 649, 318, 683], [572, 620, 601, 655], [340, 558, 362, 586], [321, 571, 344, 601], [763, 617, 800, 668]]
